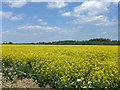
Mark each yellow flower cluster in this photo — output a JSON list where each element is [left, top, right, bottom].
[[2, 45, 119, 88]]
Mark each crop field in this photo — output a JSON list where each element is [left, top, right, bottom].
[[2, 45, 120, 88]]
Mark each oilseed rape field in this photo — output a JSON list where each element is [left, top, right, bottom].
[[2, 45, 120, 88]]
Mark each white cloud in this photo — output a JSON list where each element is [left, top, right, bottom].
[[17, 25, 72, 33], [62, 12, 71, 16], [103, 32, 107, 34], [10, 14, 24, 21], [6, 0, 27, 8], [0, 11, 12, 18], [17, 25, 61, 30], [38, 19, 43, 22], [76, 1, 109, 16], [62, 1, 110, 17], [2, 0, 119, 2], [37, 19, 48, 25], [47, 2, 67, 8], [72, 15, 117, 26], [99, 0, 119, 3], [2, 31, 8, 34], [62, 1, 117, 26], [39, 22, 48, 25]]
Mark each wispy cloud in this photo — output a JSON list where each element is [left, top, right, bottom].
[[37, 19, 48, 25], [17, 25, 72, 33], [0, 11, 12, 18], [47, 2, 67, 8], [2, 31, 9, 34], [38, 19, 43, 22], [10, 14, 24, 21], [6, 0, 27, 8], [39, 22, 48, 25], [72, 15, 117, 26], [17, 25, 59, 30], [103, 32, 107, 34]]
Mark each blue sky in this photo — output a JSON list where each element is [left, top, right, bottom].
[[1, 1, 118, 43]]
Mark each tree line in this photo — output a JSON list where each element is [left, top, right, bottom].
[[2, 38, 119, 45]]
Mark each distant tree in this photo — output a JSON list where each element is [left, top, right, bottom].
[[8, 42, 13, 44], [112, 40, 118, 42], [30, 43, 35, 44], [89, 38, 111, 42], [35, 38, 118, 45]]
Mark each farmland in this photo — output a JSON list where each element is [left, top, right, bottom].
[[2, 45, 120, 88]]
